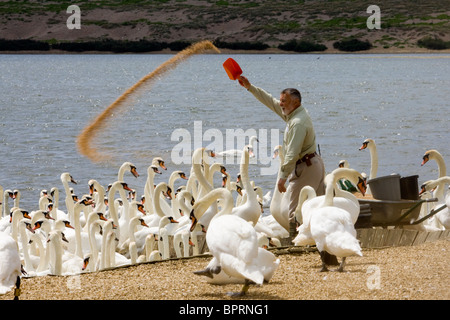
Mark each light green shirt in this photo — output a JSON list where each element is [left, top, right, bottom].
[[248, 84, 317, 179]]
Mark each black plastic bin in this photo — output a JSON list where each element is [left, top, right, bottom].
[[400, 175, 419, 200]]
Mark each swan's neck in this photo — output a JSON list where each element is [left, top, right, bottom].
[[144, 170, 155, 213], [100, 222, 113, 270], [2, 191, 9, 218], [73, 205, 84, 258], [107, 184, 122, 226], [32, 235, 47, 273], [368, 144, 378, 180], [62, 180, 74, 221], [50, 235, 62, 275], [194, 188, 234, 222], [434, 154, 447, 178], [240, 147, 257, 202], [11, 211, 22, 242], [192, 148, 213, 197], [294, 186, 316, 221], [153, 184, 168, 218], [89, 221, 101, 268], [20, 224, 34, 272]]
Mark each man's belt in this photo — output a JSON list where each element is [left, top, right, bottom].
[[297, 152, 317, 166]]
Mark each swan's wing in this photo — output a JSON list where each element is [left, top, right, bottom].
[[207, 215, 258, 264], [219, 252, 264, 285]]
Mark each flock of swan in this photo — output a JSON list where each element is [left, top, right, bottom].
[[1, 137, 448, 296]]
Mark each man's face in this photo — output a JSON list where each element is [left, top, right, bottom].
[[279, 93, 299, 116]]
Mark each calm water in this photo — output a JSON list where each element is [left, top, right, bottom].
[[0, 53, 449, 212]]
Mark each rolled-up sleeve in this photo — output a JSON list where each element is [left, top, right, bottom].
[[248, 85, 285, 120]]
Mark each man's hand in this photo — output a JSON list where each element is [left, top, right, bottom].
[[238, 75, 251, 89], [277, 178, 287, 193]]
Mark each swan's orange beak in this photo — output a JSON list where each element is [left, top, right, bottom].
[[140, 219, 149, 228], [189, 238, 195, 247], [189, 210, 198, 232], [419, 184, 427, 195], [82, 257, 90, 271], [64, 220, 75, 229], [169, 217, 178, 224], [22, 210, 32, 220], [131, 166, 139, 178], [137, 204, 146, 215], [98, 213, 108, 222], [158, 160, 167, 170], [122, 183, 133, 192], [222, 175, 227, 187], [359, 142, 368, 150], [421, 154, 429, 166], [357, 177, 367, 196], [32, 221, 43, 231]]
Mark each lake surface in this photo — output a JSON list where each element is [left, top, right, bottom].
[[0, 53, 449, 212]]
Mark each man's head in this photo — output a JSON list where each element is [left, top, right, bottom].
[[280, 88, 302, 116]]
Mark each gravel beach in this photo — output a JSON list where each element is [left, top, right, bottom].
[[1, 239, 448, 301]]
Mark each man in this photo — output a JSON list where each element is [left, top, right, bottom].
[[238, 75, 326, 235]]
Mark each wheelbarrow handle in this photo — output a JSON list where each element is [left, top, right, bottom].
[[393, 198, 438, 224], [411, 202, 447, 225]]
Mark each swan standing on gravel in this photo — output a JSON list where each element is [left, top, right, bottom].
[[293, 168, 366, 246], [308, 177, 364, 272], [190, 187, 280, 296], [0, 232, 22, 295]]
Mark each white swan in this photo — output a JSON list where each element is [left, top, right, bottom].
[[191, 148, 217, 228], [292, 168, 366, 246], [60, 173, 77, 222], [18, 219, 35, 273], [0, 231, 22, 295], [0, 208, 30, 237], [143, 164, 162, 214], [269, 145, 291, 232], [310, 204, 362, 272], [1, 189, 13, 219], [117, 161, 139, 181], [420, 177, 450, 229], [107, 181, 133, 243], [359, 138, 378, 181], [12, 190, 20, 209], [421, 149, 447, 178], [308, 180, 363, 272], [217, 135, 259, 159], [231, 146, 261, 226], [190, 187, 280, 296], [49, 187, 68, 220], [128, 216, 149, 263], [65, 197, 94, 258], [87, 179, 107, 215]]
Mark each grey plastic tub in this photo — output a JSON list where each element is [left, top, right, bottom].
[[367, 174, 401, 201]]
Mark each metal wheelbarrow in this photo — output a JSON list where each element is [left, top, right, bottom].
[[358, 197, 446, 227]]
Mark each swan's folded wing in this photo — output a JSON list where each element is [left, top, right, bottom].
[[219, 252, 264, 285]]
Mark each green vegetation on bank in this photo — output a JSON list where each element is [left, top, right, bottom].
[[2, 36, 449, 53]]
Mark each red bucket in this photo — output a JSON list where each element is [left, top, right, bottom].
[[223, 58, 242, 80]]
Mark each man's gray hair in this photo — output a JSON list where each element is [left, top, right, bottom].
[[281, 88, 302, 104]]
